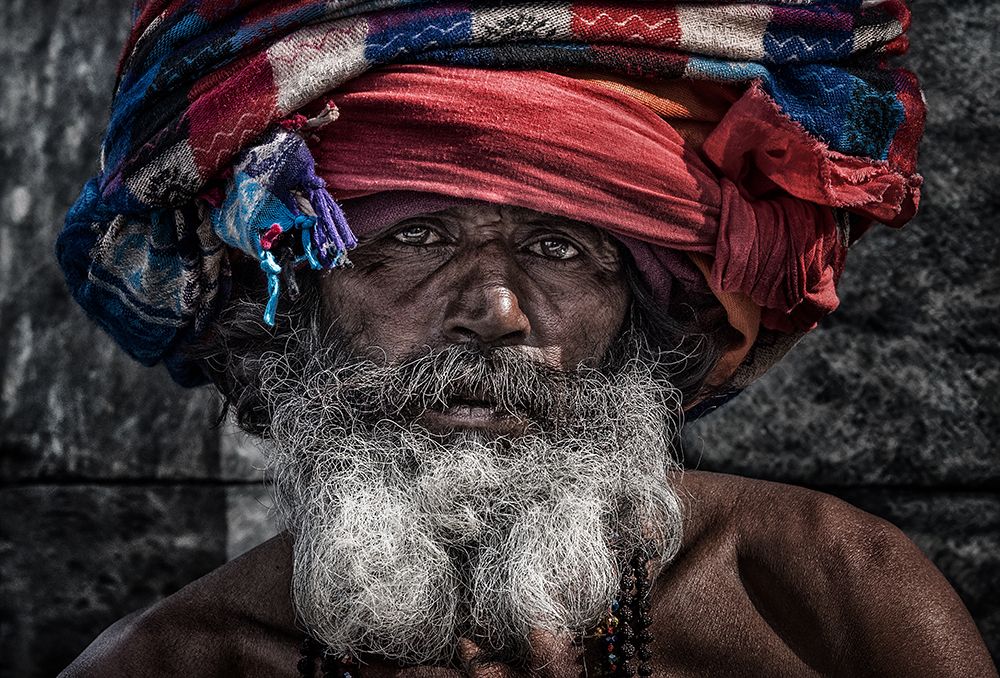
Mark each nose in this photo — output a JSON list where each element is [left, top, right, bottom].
[[443, 272, 532, 347]]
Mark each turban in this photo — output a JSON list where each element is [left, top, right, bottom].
[[56, 0, 925, 402]]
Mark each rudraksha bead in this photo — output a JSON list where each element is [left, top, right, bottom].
[[320, 653, 340, 677], [298, 656, 316, 677]]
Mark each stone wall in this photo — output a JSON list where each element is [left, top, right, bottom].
[[1, 1, 996, 676]]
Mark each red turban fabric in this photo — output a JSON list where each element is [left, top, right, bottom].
[[310, 65, 919, 336]]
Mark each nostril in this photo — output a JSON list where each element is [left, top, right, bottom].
[[444, 323, 528, 347], [446, 325, 479, 342]]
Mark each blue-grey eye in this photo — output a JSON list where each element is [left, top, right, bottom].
[[528, 237, 580, 260], [393, 225, 442, 245]]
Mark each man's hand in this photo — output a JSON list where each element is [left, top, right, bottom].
[[455, 630, 586, 678]]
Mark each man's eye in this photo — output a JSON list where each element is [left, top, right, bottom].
[[527, 237, 580, 260], [392, 226, 442, 246]]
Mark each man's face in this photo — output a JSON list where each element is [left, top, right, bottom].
[[319, 204, 632, 431], [254, 204, 684, 665]]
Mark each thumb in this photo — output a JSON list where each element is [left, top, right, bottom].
[[457, 638, 520, 678], [527, 628, 585, 678]]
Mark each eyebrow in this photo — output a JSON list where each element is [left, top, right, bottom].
[[521, 213, 593, 231], [523, 215, 614, 246]]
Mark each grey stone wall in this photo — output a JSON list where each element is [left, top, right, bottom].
[[1, 1, 996, 676]]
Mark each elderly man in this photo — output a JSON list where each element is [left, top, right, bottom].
[[57, 1, 994, 676]]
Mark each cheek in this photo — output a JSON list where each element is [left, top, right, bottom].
[[319, 249, 632, 366], [529, 269, 631, 366], [318, 261, 439, 359]]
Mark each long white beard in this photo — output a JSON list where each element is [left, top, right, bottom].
[[257, 331, 686, 665]]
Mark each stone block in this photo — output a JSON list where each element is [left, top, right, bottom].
[[0, 485, 228, 678], [220, 421, 270, 482], [226, 483, 279, 560], [0, 0, 222, 482], [906, 0, 999, 131]]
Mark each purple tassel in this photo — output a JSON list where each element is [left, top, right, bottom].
[[279, 123, 356, 270], [308, 187, 356, 268]]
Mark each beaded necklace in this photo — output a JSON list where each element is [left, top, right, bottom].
[[298, 550, 653, 678]]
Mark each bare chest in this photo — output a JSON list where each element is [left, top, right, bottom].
[[233, 564, 821, 678]]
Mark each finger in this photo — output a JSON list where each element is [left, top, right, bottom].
[[527, 628, 584, 678], [457, 638, 481, 666], [457, 638, 519, 678]]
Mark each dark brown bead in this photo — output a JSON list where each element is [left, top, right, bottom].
[[638, 646, 653, 661], [321, 654, 339, 672], [619, 642, 636, 659], [633, 598, 650, 616], [637, 630, 654, 644], [638, 663, 653, 676]]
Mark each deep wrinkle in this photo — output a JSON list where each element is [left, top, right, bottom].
[[320, 204, 631, 371]]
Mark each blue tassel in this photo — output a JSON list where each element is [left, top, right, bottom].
[[299, 220, 321, 270], [260, 252, 283, 326], [237, 128, 359, 325]]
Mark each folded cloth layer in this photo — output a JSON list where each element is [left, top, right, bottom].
[[312, 65, 917, 334], [53, 0, 925, 391]]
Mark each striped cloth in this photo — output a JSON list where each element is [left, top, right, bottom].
[[56, 0, 924, 386]]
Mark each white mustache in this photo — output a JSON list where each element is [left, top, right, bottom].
[[253, 326, 686, 665]]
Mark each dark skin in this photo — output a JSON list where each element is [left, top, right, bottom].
[[62, 205, 996, 677], [321, 205, 630, 435]]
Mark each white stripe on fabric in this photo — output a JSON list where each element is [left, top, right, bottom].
[[853, 19, 903, 54], [267, 16, 369, 113], [471, 3, 573, 43], [676, 5, 772, 62]]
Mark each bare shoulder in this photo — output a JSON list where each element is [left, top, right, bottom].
[[60, 535, 298, 678], [675, 471, 997, 677]]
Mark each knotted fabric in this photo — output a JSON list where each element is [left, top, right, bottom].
[[54, 0, 925, 387], [311, 65, 920, 334]]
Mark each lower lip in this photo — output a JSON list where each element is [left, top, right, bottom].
[[419, 405, 528, 435]]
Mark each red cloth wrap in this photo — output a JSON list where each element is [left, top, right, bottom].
[[311, 65, 920, 333]]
